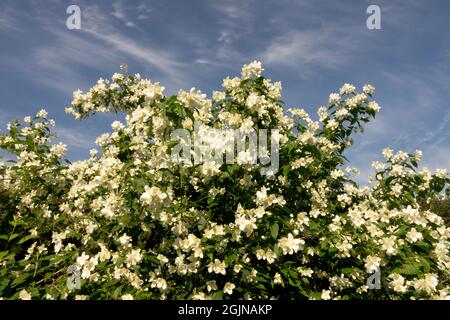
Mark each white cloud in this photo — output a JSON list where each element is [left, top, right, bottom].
[[85, 30, 186, 85], [207, 1, 258, 62], [211, 1, 250, 21], [262, 30, 345, 68], [34, 29, 118, 69], [421, 145, 450, 172], [0, 10, 18, 31], [5, 3, 195, 94], [418, 111, 450, 148], [112, 0, 136, 27], [79, 4, 192, 88], [56, 126, 97, 151], [136, 2, 154, 20], [10, 28, 119, 94]]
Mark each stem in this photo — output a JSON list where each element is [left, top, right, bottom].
[[33, 253, 39, 278], [4, 221, 17, 250]]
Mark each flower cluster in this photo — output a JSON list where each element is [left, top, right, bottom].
[[0, 62, 449, 300]]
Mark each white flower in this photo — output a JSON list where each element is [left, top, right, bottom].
[[382, 148, 393, 159], [192, 292, 207, 300], [255, 248, 276, 264], [413, 274, 439, 294], [118, 233, 132, 247], [235, 215, 257, 236], [121, 294, 134, 300], [98, 245, 111, 262], [111, 121, 124, 131], [233, 264, 243, 273], [182, 117, 193, 129], [206, 280, 218, 292], [328, 93, 341, 104], [157, 254, 169, 265], [335, 108, 349, 118], [436, 168, 448, 179], [241, 60, 263, 79], [19, 289, 32, 300], [36, 109, 48, 118], [381, 236, 398, 255], [331, 169, 344, 179], [76, 252, 90, 266], [325, 119, 339, 131], [112, 72, 124, 81], [200, 161, 221, 176], [81, 257, 98, 279], [50, 143, 67, 157], [298, 267, 314, 277], [126, 249, 142, 266], [367, 101, 381, 112], [208, 259, 226, 275], [317, 106, 328, 121], [388, 274, 406, 293], [274, 273, 282, 284], [336, 240, 353, 257], [256, 186, 268, 204], [95, 133, 110, 146], [224, 282, 235, 295], [212, 91, 226, 102], [339, 83, 356, 95], [321, 289, 331, 300], [406, 228, 423, 243], [278, 233, 304, 255], [371, 161, 385, 170], [152, 278, 167, 290], [414, 150, 423, 161], [140, 186, 168, 208], [363, 84, 375, 95], [364, 255, 381, 272]]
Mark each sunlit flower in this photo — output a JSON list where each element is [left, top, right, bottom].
[[224, 282, 235, 295], [19, 289, 31, 300], [278, 233, 304, 255]]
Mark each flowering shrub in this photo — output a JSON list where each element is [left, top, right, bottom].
[[0, 61, 449, 300]]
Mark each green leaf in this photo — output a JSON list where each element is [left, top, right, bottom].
[[18, 234, 35, 244], [282, 165, 290, 177], [340, 267, 356, 275], [212, 291, 223, 300], [270, 223, 279, 240], [12, 273, 32, 288], [418, 257, 431, 273], [393, 264, 420, 275], [0, 278, 10, 292]]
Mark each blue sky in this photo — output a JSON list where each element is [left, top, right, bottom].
[[1, 0, 449, 183]]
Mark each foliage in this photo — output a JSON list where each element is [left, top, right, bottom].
[[0, 62, 449, 300]]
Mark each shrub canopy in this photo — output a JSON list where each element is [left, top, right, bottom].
[[0, 61, 449, 300]]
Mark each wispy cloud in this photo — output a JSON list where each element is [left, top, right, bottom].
[[79, 4, 194, 88], [417, 111, 450, 147], [55, 126, 98, 158], [112, 0, 136, 28], [56, 126, 97, 151], [207, 1, 258, 62], [30, 29, 121, 90], [262, 29, 348, 69], [85, 30, 187, 85], [5, 3, 195, 94], [0, 9, 19, 31], [421, 145, 450, 172]]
